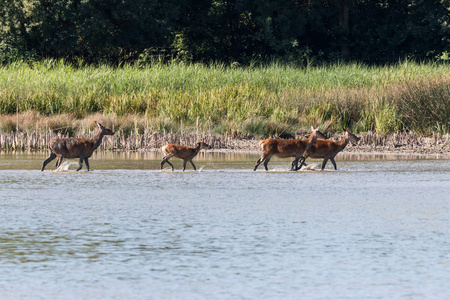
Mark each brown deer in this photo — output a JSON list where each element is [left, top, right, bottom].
[[160, 141, 212, 171], [296, 128, 360, 171], [253, 126, 326, 171], [41, 121, 115, 171]]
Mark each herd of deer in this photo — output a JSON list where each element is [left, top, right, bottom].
[[41, 122, 360, 172]]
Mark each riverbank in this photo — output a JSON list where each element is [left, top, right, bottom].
[[1, 130, 448, 157], [1, 61, 449, 137]]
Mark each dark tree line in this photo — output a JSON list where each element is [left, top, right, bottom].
[[1, 0, 449, 64]]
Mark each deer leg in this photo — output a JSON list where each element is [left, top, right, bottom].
[[296, 156, 306, 171], [253, 156, 265, 171], [294, 156, 307, 171], [291, 157, 299, 171], [166, 160, 174, 171], [321, 158, 329, 170], [42, 153, 56, 171], [161, 155, 175, 171], [189, 160, 197, 171], [263, 157, 271, 171], [182, 160, 187, 171], [330, 158, 337, 170], [76, 157, 83, 171], [161, 158, 174, 171], [55, 154, 64, 168], [84, 158, 90, 171]]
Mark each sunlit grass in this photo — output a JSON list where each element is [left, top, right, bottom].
[[0, 60, 448, 136]]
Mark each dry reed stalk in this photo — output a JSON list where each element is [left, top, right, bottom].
[[0, 130, 248, 151], [0, 130, 448, 156]]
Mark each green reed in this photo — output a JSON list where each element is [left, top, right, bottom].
[[0, 60, 448, 136]]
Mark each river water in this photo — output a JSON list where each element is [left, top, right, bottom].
[[0, 152, 449, 299]]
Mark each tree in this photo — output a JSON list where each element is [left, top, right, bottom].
[[1, 0, 449, 64], [349, 0, 450, 63], [0, 0, 178, 63]]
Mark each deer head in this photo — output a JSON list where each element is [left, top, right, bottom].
[[95, 121, 115, 136]]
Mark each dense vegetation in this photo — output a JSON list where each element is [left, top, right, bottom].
[[1, 1, 448, 137], [0, 60, 448, 136], [1, 0, 449, 64]]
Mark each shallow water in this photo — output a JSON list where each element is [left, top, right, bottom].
[[0, 152, 449, 299]]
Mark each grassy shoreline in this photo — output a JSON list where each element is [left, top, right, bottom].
[[0, 61, 450, 143], [0, 60, 449, 138]]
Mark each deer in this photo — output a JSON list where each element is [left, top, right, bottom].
[[253, 126, 327, 171], [295, 128, 360, 171], [41, 121, 115, 171], [160, 141, 212, 171]]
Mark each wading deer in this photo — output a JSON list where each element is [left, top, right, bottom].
[[253, 126, 326, 171], [41, 121, 115, 171], [296, 128, 360, 171], [160, 141, 212, 171]]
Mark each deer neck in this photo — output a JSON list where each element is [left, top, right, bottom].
[[306, 134, 316, 145], [301, 133, 317, 151], [93, 129, 105, 150], [336, 135, 349, 151], [193, 144, 202, 154]]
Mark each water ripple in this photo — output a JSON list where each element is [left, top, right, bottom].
[[0, 157, 449, 299]]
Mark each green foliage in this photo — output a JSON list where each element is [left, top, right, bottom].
[[0, 60, 449, 135], [0, 0, 177, 63], [0, 0, 448, 64], [397, 77, 450, 134]]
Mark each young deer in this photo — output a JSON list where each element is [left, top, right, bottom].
[[253, 126, 326, 171], [41, 121, 115, 171], [160, 141, 212, 171], [296, 128, 360, 171]]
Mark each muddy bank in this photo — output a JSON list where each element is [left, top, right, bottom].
[[343, 131, 450, 156], [0, 130, 449, 157]]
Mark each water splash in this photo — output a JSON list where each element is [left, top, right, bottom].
[[54, 161, 79, 172], [299, 163, 321, 171]]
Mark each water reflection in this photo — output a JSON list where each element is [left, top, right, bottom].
[[92, 150, 450, 162], [0, 230, 106, 263], [1, 150, 448, 171]]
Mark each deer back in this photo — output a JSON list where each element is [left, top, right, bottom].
[[307, 139, 341, 159], [162, 144, 197, 160], [307, 129, 359, 159], [50, 137, 96, 158], [48, 121, 114, 159], [260, 139, 305, 158]]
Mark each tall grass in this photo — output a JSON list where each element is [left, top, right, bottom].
[[0, 60, 448, 136]]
